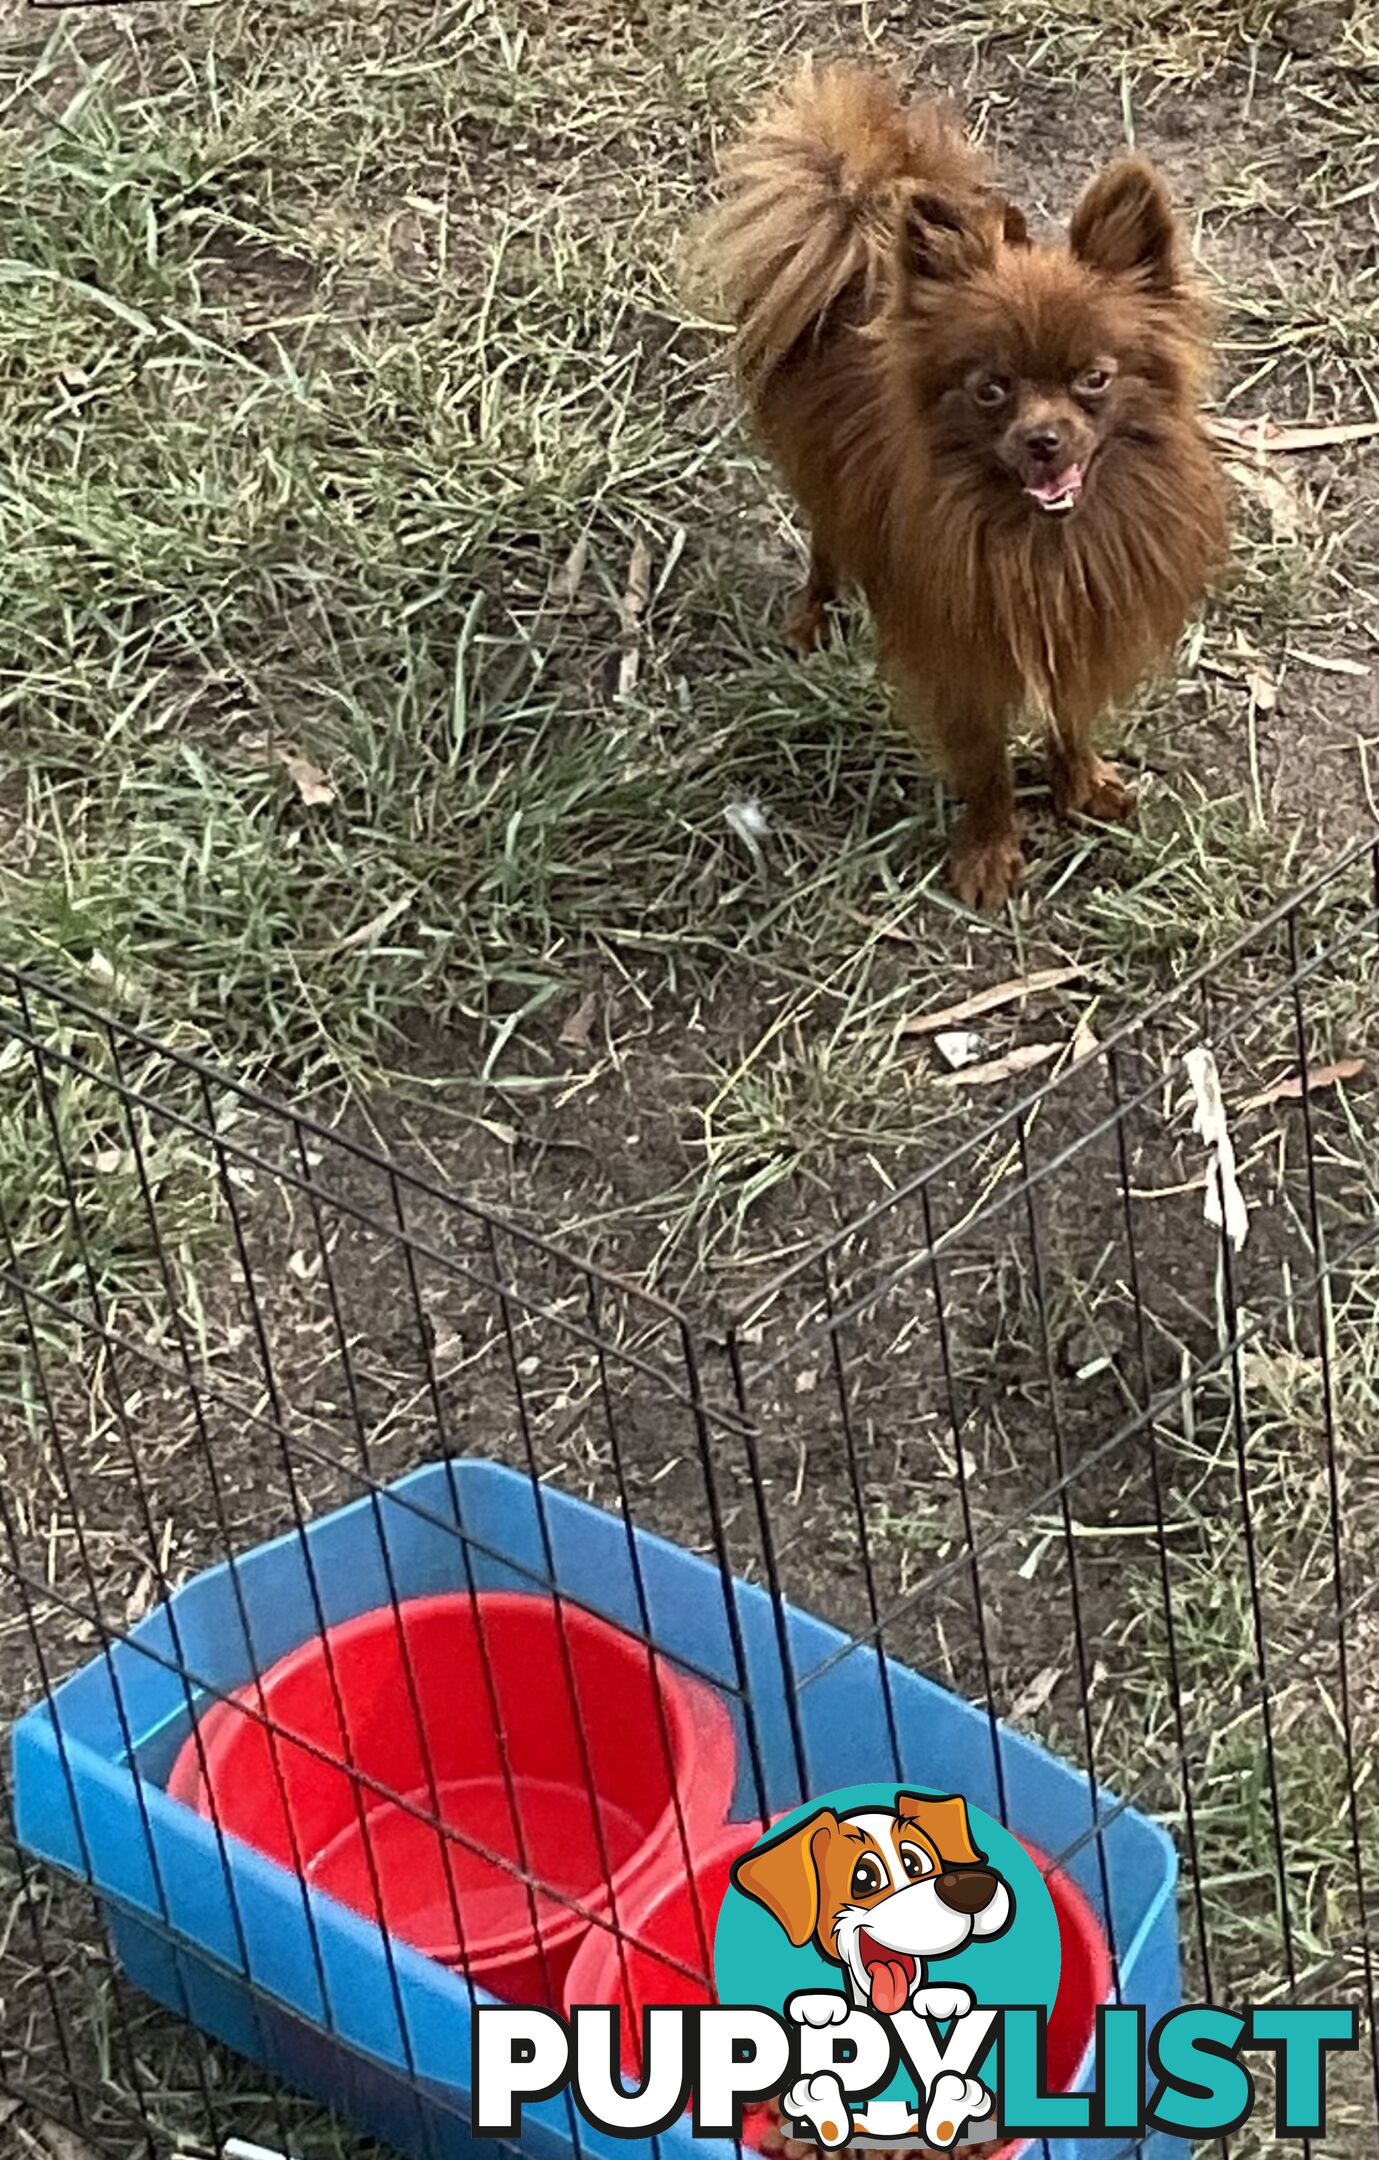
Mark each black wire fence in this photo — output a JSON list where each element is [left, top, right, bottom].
[[3, 834, 1379, 2160]]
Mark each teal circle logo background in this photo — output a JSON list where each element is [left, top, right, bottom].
[[713, 1785, 1062, 2104]]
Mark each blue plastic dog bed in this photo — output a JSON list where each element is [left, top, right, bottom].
[[11, 1459, 1184, 2160]]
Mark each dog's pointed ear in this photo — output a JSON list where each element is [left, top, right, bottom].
[[896, 189, 997, 292], [1070, 158, 1179, 290], [731, 1810, 838, 1947], [896, 1792, 986, 1867]]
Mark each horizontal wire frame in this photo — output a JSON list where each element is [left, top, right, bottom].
[[3, 831, 1379, 2159]]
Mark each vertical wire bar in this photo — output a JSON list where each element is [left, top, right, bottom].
[[7, 1006, 226, 2144], [1107, 1044, 1216, 2006], [483, 1215, 626, 2156], [197, 1077, 437, 2157], [1286, 909, 1379, 2119], [0, 1506, 105, 2133], [1198, 982, 1305, 2094], [920, 1185, 1009, 1827], [0, 1521, 162, 2155], [1016, 1112, 1122, 1999], [108, 1026, 311, 2155], [820, 1251, 902, 1782], [388, 1174, 566, 2028], [1109, 1038, 1228, 2160], [675, 1322, 770, 2160], [292, 1126, 478, 1992], [677, 1319, 772, 1827], [585, 1275, 720, 1990], [725, 1329, 811, 1803]]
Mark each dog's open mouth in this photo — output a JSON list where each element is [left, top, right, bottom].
[[857, 1929, 917, 2015], [1024, 464, 1084, 514]]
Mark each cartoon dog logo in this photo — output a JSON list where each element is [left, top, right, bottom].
[[731, 1791, 1013, 2149]]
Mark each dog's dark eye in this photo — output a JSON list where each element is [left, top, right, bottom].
[[972, 376, 1010, 409], [1075, 366, 1112, 395], [850, 1856, 884, 1898], [899, 1845, 932, 1882]]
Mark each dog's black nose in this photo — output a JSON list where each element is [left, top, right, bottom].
[[1023, 425, 1062, 464], [935, 1868, 999, 1914]]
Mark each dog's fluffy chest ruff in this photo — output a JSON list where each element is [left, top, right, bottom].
[[883, 431, 1222, 720]]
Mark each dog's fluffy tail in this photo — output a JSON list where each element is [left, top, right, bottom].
[[690, 64, 995, 384]]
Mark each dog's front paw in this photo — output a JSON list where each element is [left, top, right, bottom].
[[948, 819, 1024, 913], [909, 1983, 974, 2024], [788, 1991, 851, 2029], [923, 2072, 991, 2149], [1052, 751, 1136, 825], [782, 2073, 852, 2149]]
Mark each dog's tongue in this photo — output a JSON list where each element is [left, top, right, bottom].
[[868, 1958, 911, 2015], [1025, 464, 1083, 506]]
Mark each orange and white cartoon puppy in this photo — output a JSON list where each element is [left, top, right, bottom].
[[732, 1792, 1012, 2148]]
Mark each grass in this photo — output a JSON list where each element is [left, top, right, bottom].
[[1, 0, 1376, 1290], [1, 0, 1379, 2154]]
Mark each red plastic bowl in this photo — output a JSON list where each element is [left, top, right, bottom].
[[563, 1829, 1110, 2155], [167, 1591, 737, 2007], [563, 1819, 760, 2042]]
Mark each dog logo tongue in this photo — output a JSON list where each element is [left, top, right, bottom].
[[869, 1958, 911, 2016]]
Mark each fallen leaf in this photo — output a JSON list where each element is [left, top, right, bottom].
[[933, 1028, 985, 1071], [271, 746, 337, 807], [724, 797, 769, 860], [559, 989, 599, 1049], [1243, 1056, 1366, 1112], [1063, 1316, 1125, 1373], [901, 965, 1081, 1036], [387, 207, 428, 276], [1209, 414, 1379, 453], [552, 534, 589, 603], [34, 2120, 104, 2160], [1071, 1011, 1100, 1062], [935, 1041, 1061, 1088], [1185, 1045, 1249, 1251], [81, 951, 140, 1005], [1018, 1534, 1053, 1581], [1286, 647, 1371, 679], [330, 892, 413, 954], [125, 1568, 155, 1624], [616, 533, 653, 700], [1008, 1664, 1063, 1723], [430, 1324, 466, 1378], [1224, 456, 1307, 541], [475, 1116, 518, 1146], [845, 908, 915, 945], [1247, 666, 1278, 715]]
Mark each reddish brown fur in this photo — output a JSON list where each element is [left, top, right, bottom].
[[691, 64, 1228, 909]]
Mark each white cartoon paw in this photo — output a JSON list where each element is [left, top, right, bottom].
[[924, 2073, 992, 2149], [910, 1983, 974, 2024], [783, 2072, 852, 2149], [788, 1991, 851, 2030], [854, 2101, 920, 2140]]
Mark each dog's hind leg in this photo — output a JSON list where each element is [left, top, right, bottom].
[[784, 539, 838, 654]]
